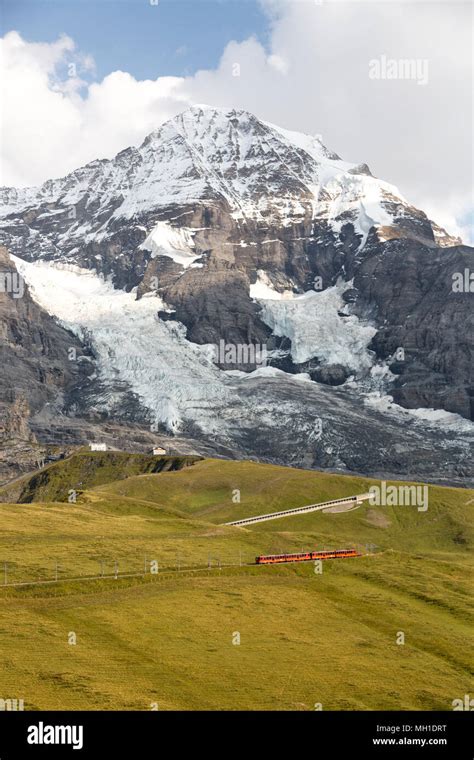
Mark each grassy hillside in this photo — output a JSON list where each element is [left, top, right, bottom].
[[0, 457, 472, 710], [94, 459, 474, 555], [0, 451, 202, 504]]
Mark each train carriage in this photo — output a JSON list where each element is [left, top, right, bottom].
[[255, 548, 360, 564]]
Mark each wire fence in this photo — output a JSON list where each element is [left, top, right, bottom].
[[0, 544, 371, 589], [0, 553, 256, 588]]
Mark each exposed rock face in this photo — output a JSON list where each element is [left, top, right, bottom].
[[310, 364, 349, 386], [0, 106, 472, 484], [0, 246, 97, 478], [163, 259, 271, 347], [0, 245, 94, 411], [2, 395, 34, 441], [353, 238, 474, 419]]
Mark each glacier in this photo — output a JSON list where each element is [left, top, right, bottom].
[[252, 277, 377, 372]]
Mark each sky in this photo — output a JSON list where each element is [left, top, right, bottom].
[[1, 0, 472, 243], [1, 0, 270, 81]]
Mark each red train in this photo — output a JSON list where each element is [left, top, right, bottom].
[[255, 548, 360, 564]]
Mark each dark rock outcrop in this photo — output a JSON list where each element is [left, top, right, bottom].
[[353, 239, 474, 419]]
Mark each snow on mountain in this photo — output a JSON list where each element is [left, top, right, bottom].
[[364, 392, 474, 434], [4, 106, 400, 435], [249, 270, 294, 300], [0, 105, 411, 250], [139, 221, 203, 269], [9, 246, 379, 441], [252, 279, 377, 371], [11, 252, 371, 442], [2, 104, 470, 458], [11, 255, 233, 434]]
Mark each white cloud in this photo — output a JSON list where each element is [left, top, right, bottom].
[[0, 31, 189, 187], [1, 1, 472, 243]]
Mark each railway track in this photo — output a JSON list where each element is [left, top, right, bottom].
[[1, 549, 382, 591], [223, 493, 372, 527], [0, 563, 254, 590]]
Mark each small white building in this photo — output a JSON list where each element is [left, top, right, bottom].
[[152, 447, 167, 456], [89, 443, 107, 452]]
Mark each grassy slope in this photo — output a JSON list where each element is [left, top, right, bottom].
[[0, 458, 472, 710], [95, 459, 474, 555], [0, 451, 201, 504]]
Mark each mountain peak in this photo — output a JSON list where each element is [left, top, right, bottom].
[[145, 103, 335, 161], [1, 102, 441, 253]]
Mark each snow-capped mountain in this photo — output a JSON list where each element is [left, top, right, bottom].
[[1, 106, 473, 484], [0, 105, 458, 260]]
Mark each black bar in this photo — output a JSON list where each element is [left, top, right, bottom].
[[0, 711, 472, 758]]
